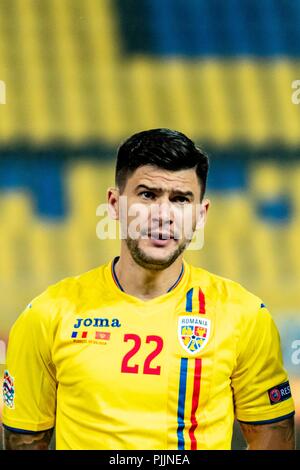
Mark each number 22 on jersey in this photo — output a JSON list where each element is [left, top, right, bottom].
[[121, 334, 163, 375]]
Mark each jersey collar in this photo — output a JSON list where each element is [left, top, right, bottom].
[[110, 256, 186, 296]]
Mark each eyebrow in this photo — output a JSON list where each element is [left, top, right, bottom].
[[135, 184, 194, 198]]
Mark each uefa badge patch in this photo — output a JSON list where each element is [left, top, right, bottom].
[[3, 370, 15, 409], [178, 316, 211, 354], [268, 381, 292, 405]]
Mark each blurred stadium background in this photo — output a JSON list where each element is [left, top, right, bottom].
[[0, 0, 299, 450]]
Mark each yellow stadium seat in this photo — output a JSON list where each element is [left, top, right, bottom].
[[249, 163, 286, 197]]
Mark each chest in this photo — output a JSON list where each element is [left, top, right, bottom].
[[52, 300, 239, 402]]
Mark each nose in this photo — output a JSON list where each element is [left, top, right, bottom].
[[150, 197, 174, 229]]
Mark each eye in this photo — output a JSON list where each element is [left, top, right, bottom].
[[172, 196, 190, 204], [139, 191, 156, 200]]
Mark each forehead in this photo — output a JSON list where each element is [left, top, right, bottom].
[[124, 165, 199, 191]]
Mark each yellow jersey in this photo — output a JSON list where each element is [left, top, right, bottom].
[[2, 259, 295, 449]]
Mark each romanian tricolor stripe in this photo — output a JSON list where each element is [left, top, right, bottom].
[[185, 288, 193, 312], [185, 288, 206, 314], [189, 358, 202, 450], [177, 358, 202, 450], [198, 289, 205, 314], [177, 358, 188, 449]]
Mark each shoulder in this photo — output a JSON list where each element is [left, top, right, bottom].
[[44, 264, 103, 301], [188, 263, 265, 320], [18, 265, 106, 325], [187, 264, 275, 348]]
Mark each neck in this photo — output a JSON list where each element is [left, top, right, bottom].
[[114, 245, 184, 301]]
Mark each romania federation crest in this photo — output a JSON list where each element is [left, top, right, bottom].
[[178, 316, 211, 354]]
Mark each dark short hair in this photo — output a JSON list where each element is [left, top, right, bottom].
[[115, 128, 209, 199]]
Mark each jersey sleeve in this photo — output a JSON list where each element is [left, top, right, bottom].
[[231, 304, 295, 424], [2, 293, 57, 432]]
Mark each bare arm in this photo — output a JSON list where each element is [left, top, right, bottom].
[[240, 416, 295, 450], [3, 428, 54, 450]]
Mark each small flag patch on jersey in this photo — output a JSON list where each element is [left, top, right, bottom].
[[268, 381, 292, 405], [95, 331, 111, 340], [3, 370, 15, 409]]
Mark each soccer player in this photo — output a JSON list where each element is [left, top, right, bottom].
[[2, 129, 295, 450]]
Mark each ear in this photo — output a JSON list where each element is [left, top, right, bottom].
[[196, 198, 210, 229], [107, 187, 120, 220]]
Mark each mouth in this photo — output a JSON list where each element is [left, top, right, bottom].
[[146, 232, 175, 248], [149, 232, 174, 240]]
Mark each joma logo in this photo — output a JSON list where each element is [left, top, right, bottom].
[[73, 317, 121, 328]]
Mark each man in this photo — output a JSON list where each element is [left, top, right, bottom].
[[2, 129, 295, 450]]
